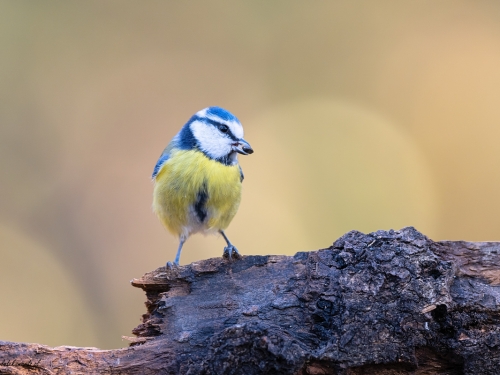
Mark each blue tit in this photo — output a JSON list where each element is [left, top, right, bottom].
[[152, 106, 253, 268]]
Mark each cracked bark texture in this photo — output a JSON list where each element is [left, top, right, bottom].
[[1, 227, 500, 374]]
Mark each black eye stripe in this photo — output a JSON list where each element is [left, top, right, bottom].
[[200, 117, 239, 141]]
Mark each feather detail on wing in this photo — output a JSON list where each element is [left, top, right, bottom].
[[152, 139, 178, 179]]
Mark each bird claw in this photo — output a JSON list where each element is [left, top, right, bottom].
[[166, 261, 179, 270], [223, 245, 242, 261]]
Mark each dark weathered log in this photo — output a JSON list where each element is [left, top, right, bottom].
[[1, 227, 500, 374]]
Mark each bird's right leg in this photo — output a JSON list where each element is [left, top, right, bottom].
[[219, 230, 242, 261], [166, 235, 186, 269]]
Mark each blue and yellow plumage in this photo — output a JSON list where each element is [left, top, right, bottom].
[[152, 107, 253, 267]]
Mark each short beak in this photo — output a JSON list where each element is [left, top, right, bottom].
[[232, 138, 254, 155]]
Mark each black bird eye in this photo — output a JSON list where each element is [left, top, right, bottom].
[[218, 124, 229, 133]]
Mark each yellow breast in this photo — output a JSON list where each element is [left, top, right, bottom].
[[153, 149, 242, 237]]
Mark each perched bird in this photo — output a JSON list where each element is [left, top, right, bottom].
[[152, 107, 253, 267]]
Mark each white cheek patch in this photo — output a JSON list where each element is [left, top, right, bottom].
[[190, 121, 233, 159]]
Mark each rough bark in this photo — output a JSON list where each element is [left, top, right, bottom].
[[1, 227, 500, 374]]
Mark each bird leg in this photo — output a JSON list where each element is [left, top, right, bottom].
[[219, 230, 241, 261], [166, 235, 186, 269]]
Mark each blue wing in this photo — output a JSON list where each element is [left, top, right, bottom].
[[152, 153, 170, 179], [152, 139, 178, 179]]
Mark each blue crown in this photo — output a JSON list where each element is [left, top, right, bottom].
[[204, 106, 239, 124]]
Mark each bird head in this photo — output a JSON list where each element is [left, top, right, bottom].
[[184, 106, 253, 165]]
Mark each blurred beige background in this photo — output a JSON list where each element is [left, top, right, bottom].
[[1, 0, 500, 349]]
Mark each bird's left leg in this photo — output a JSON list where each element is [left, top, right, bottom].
[[166, 235, 186, 269], [219, 230, 242, 261]]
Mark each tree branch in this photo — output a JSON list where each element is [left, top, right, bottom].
[[1, 227, 499, 374]]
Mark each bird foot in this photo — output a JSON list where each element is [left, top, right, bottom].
[[223, 245, 242, 261], [166, 261, 179, 270]]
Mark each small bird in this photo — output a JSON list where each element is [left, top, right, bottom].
[[152, 107, 253, 268]]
